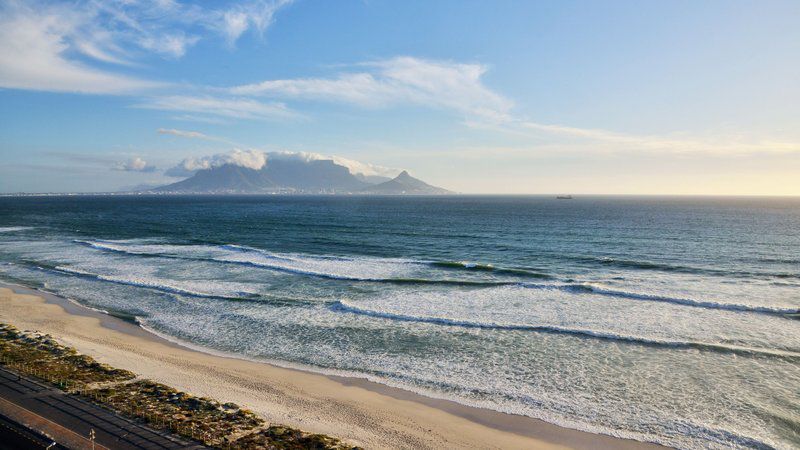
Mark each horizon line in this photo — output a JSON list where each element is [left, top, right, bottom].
[[2, 192, 800, 198]]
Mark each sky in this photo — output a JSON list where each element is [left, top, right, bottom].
[[0, 0, 798, 195]]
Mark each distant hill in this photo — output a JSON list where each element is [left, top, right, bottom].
[[151, 160, 450, 195], [359, 171, 451, 195], [155, 164, 276, 193], [116, 183, 163, 192]]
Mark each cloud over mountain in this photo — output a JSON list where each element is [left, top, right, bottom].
[[165, 149, 266, 177], [154, 151, 445, 194], [165, 149, 399, 179]]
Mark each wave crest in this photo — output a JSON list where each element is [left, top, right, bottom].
[[331, 300, 800, 360], [568, 283, 800, 315], [73, 239, 799, 316], [0, 226, 34, 233], [43, 264, 260, 301]]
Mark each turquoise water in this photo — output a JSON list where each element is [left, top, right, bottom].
[[0, 195, 798, 449]]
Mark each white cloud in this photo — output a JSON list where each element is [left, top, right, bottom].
[[222, 11, 251, 44], [170, 114, 229, 124], [266, 151, 401, 177], [328, 156, 401, 178], [0, 0, 294, 94], [165, 149, 267, 177], [139, 33, 200, 58], [157, 127, 236, 145], [115, 157, 156, 172], [73, 32, 133, 66], [165, 149, 399, 178], [230, 54, 800, 156], [231, 56, 513, 121], [137, 95, 300, 121], [158, 128, 213, 140], [87, 0, 294, 53], [218, 0, 293, 45], [164, 161, 207, 178], [0, 1, 159, 94], [218, 149, 268, 170]]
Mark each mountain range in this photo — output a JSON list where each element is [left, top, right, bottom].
[[150, 159, 450, 195]]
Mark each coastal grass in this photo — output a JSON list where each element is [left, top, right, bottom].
[[0, 322, 358, 449]]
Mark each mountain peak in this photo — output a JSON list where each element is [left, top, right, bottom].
[[360, 170, 451, 195], [151, 160, 450, 195]]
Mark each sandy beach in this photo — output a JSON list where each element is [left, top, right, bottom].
[[0, 283, 664, 450]]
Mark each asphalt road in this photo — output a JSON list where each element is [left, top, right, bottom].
[[0, 412, 70, 449], [0, 366, 205, 450]]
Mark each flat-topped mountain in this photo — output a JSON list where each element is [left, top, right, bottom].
[[152, 158, 450, 195], [157, 164, 277, 193]]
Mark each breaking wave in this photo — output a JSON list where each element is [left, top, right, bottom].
[[70, 240, 800, 315], [331, 300, 800, 360], [430, 260, 552, 278], [0, 226, 34, 233], [41, 264, 260, 301], [577, 255, 799, 280], [76, 240, 544, 283], [561, 283, 800, 315]]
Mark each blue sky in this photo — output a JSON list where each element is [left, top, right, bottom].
[[1, 0, 798, 194]]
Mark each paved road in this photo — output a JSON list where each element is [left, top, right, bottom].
[[0, 366, 205, 450], [0, 412, 71, 449]]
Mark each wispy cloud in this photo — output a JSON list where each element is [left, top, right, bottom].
[[138, 33, 201, 59], [0, 0, 294, 94], [5, 0, 794, 161], [157, 127, 237, 146], [218, 0, 294, 46], [158, 128, 212, 140], [169, 115, 229, 125], [138, 95, 300, 121], [233, 54, 800, 156], [231, 56, 513, 121], [516, 121, 800, 156], [0, 1, 160, 94]]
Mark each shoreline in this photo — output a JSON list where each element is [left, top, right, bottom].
[[0, 281, 665, 449]]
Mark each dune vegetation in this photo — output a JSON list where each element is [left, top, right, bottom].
[[0, 322, 358, 449]]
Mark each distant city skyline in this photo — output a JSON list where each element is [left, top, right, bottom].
[[1, 0, 798, 194]]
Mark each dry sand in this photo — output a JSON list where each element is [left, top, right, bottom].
[[0, 284, 665, 450]]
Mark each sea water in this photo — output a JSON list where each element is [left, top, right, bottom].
[[0, 195, 798, 449]]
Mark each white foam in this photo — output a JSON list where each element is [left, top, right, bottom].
[[0, 226, 34, 232], [133, 318, 677, 448], [82, 240, 426, 281], [217, 245, 420, 280], [5, 250, 792, 450], [52, 265, 260, 300], [138, 305, 788, 450], [332, 286, 800, 356], [6, 236, 798, 449], [333, 300, 800, 359], [576, 283, 800, 314]]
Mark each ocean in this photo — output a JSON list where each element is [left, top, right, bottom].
[[0, 195, 798, 449]]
